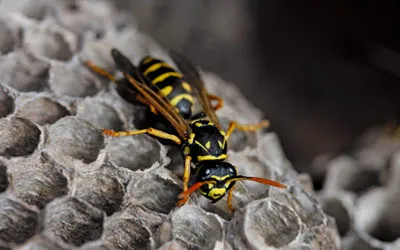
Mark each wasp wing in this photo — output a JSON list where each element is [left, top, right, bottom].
[[111, 48, 191, 139], [170, 51, 223, 131]]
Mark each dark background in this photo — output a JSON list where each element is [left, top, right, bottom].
[[113, 0, 400, 171]]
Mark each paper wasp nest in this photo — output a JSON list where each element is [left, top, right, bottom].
[[0, 1, 340, 249]]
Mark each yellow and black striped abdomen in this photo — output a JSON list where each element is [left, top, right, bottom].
[[139, 56, 194, 119]]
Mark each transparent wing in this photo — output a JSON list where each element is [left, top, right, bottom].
[[111, 48, 191, 139], [170, 51, 223, 131]]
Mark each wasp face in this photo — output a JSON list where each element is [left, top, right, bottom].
[[196, 161, 237, 202]]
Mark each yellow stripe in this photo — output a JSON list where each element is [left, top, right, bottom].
[[144, 62, 173, 75], [182, 81, 192, 92], [211, 175, 229, 181], [205, 141, 211, 149], [218, 140, 223, 148], [153, 72, 183, 85], [158, 86, 173, 97], [170, 94, 193, 106], [142, 57, 153, 64], [195, 141, 209, 152], [197, 154, 227, 161], [209, 188, 226, 199], [188, 133, 195, 144]]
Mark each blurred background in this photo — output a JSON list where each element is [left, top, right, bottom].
[[112, 0, 400, 173]]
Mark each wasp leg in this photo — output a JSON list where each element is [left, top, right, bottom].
[[177, 155, 192, 207], [225, 120, 270, 140], [103, 128, 181, 144], [208, 94, 224, 111], [83, 60, 117, 82], [227, 186, 235, 213]]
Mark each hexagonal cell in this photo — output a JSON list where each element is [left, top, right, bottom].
[[270, 186, 326, 229], [8, 152, 68, 208], [323, 156, 380, 194], [0, 20, 14, 54], [0, 49, 50, 92], [320, 197, 351, 237], [49, 63, 101, 97], [108, 135, 163, 171], [0, 194, 38, 244], [45, 116, 104, 164], [43, 196, 104, 246], [124, 173, 181, 214], [23, 25, 72, 61], [226, 198, 301, 249], [356, 188, 400, 243], [103, 205, 167, 250], [72, 164, 124, 215], [170, 206, 223, 250], [0, 116, 41, 157], [17, 235, 72, 250], [77, 99, 123, 131], [0, 162, 8, 193], [18, 97, 69, 125], [0, 86, 14, 118]]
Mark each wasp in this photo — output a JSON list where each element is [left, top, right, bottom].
[[83, 49, 287, 212]]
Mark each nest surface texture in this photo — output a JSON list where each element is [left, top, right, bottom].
[[0, 1, 340, 249]]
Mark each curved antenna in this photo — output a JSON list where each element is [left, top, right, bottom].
[[225, 175, 287, 188]]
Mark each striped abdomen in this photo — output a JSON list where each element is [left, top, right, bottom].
[[139, 56, 194, 119]]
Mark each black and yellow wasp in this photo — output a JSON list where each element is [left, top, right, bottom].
[[83, 49, 286, 211]]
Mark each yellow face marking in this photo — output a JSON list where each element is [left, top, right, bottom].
[[142, 57, 153, 64], [209, 188, 226, 199], [197, 154, 227, 162], [195, 122, 203, 127], [144, 62, 173, 75], [205, 141, 211, 149], [153, 72, 183, 85], [188, 133, 195, 144], [211, 175, 230, 181], [182, 81, 192, 92], [158, 85, 173, 97], [184, 146, 190, 156], [225, 183, 231, 189], [218, 140, 223, 148], [170, 94, 194, 106]]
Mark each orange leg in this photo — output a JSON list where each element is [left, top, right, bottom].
[[227, 186, 235, 213], [177, 155, 192, 206], [103, 128, 181, 145], [225, 120, 270, 140], [208, 94, 224, 111]]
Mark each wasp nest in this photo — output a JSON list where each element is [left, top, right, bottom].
[[0, 1, 339, 249], [309, 127, 400, 250]]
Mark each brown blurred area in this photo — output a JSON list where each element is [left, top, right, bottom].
[[112, 0, 400, 170]]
